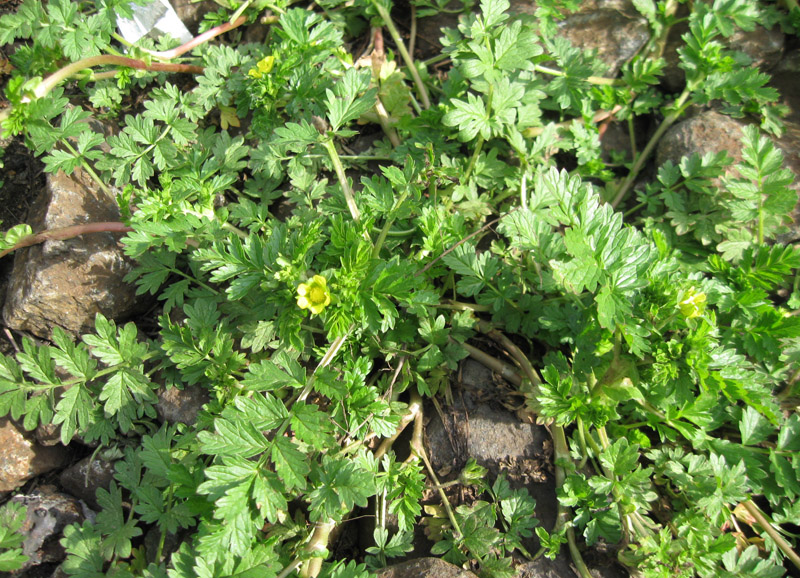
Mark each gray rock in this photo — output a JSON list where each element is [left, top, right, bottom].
[[426, 399, 551, 478], [377, 557, 478, 578], [2, 167, 140, 339], [517, 556, 628, 578], [156, 384, 209, 425], [59, 455, 117, 511], [516, 556, 578, 578], [656, 110, 746, 174], [553, 7, 649, 76], [428, 360, 558, 531], [9, 485, 85, 573], [34, 421, 65, 447], [0, 418, 69, 493]]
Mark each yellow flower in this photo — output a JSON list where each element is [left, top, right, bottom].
[[248, 56, 275, 79], [678, 287, 707, 319], [296, 275, 331, 315]]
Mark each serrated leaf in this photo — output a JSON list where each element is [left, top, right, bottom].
[[95, 482, 142, 559], [308, 455, 375, 522], [271, 436, 309, 491]]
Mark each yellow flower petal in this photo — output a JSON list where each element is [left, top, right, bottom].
[[296, 275, 332, 315]]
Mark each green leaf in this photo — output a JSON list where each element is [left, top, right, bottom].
[[738, 406, 773, 446], [95, 482, 143, 560], [777, 414, 800, 451], [271, 436, 309, 491], [241, 359, 303, 391], [325, 68, 377, 132], [199, 414, 271, 459], [308, 455, 375, 522], [52, 384, 93, 444], [0, 501, 27, 571], [59, 522, 106, 578], [51, 327, 97, 381], [291, 401, 335, 450]]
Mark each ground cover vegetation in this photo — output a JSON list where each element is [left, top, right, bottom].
[[0, 0, 799, 576]]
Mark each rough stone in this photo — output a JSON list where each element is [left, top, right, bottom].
[[655, 110, 746, 172], [8, 485, 85, 573], [377, 557, 478, 578], [156, 384, 209, 426], [518, 556, 628, 578], [516, 556, 578, 578], [2, 167, 140, 339], [554, 8, 649, 76], [59, 455, 117, 511], [426, 399, 550, 475], [0, 418, 69, 493], [426, 369, 558, 532]]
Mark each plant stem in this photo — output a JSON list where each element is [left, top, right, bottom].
[[371, 0, 430, 109], [27, 55, 203, 101], [295, 327, 353, 404], [114, 15, 254, 61], [373, 394, 422, 460], [534, 64, 618, 86], [476, 320, 541, 385], [463, 84, 493, 183], [321, 137, 363, 226], [300, 520, 336, 577], [373, 191, 408, 258], [458, 340, 522, 386], [436, 300, 491, 313], [741, 499, 800, 571], [610, 90, 692, 208], [552, 424, 593, 578], [374, 96, 402, 147], [408, 391, 462, 538], [0, 222, 133, 260]]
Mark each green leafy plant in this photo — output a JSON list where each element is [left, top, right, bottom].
[[0, 0, 799, 576]]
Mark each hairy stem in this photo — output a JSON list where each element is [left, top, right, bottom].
[[534, 64, 618, 86], [371, 1, 430, 109], [741, 500, 800, 571], [610, 90, 692, 208], [0, 222, 133, 260], [113, 15, 255, 61], [300, 520, 336, 578], [409, 391, 462, 538], [321, 138, 363, 226], [27, 56, 203, 101]]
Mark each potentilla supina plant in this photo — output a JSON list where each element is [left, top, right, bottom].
[[297, 275, 332, 315]]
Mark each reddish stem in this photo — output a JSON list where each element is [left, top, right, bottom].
[[0, 222, 133, 259], [146, 15, 251, 60]]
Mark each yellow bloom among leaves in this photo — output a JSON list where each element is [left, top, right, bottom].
[[296, 275, 331, 315], [248, 56, 275, 79]]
